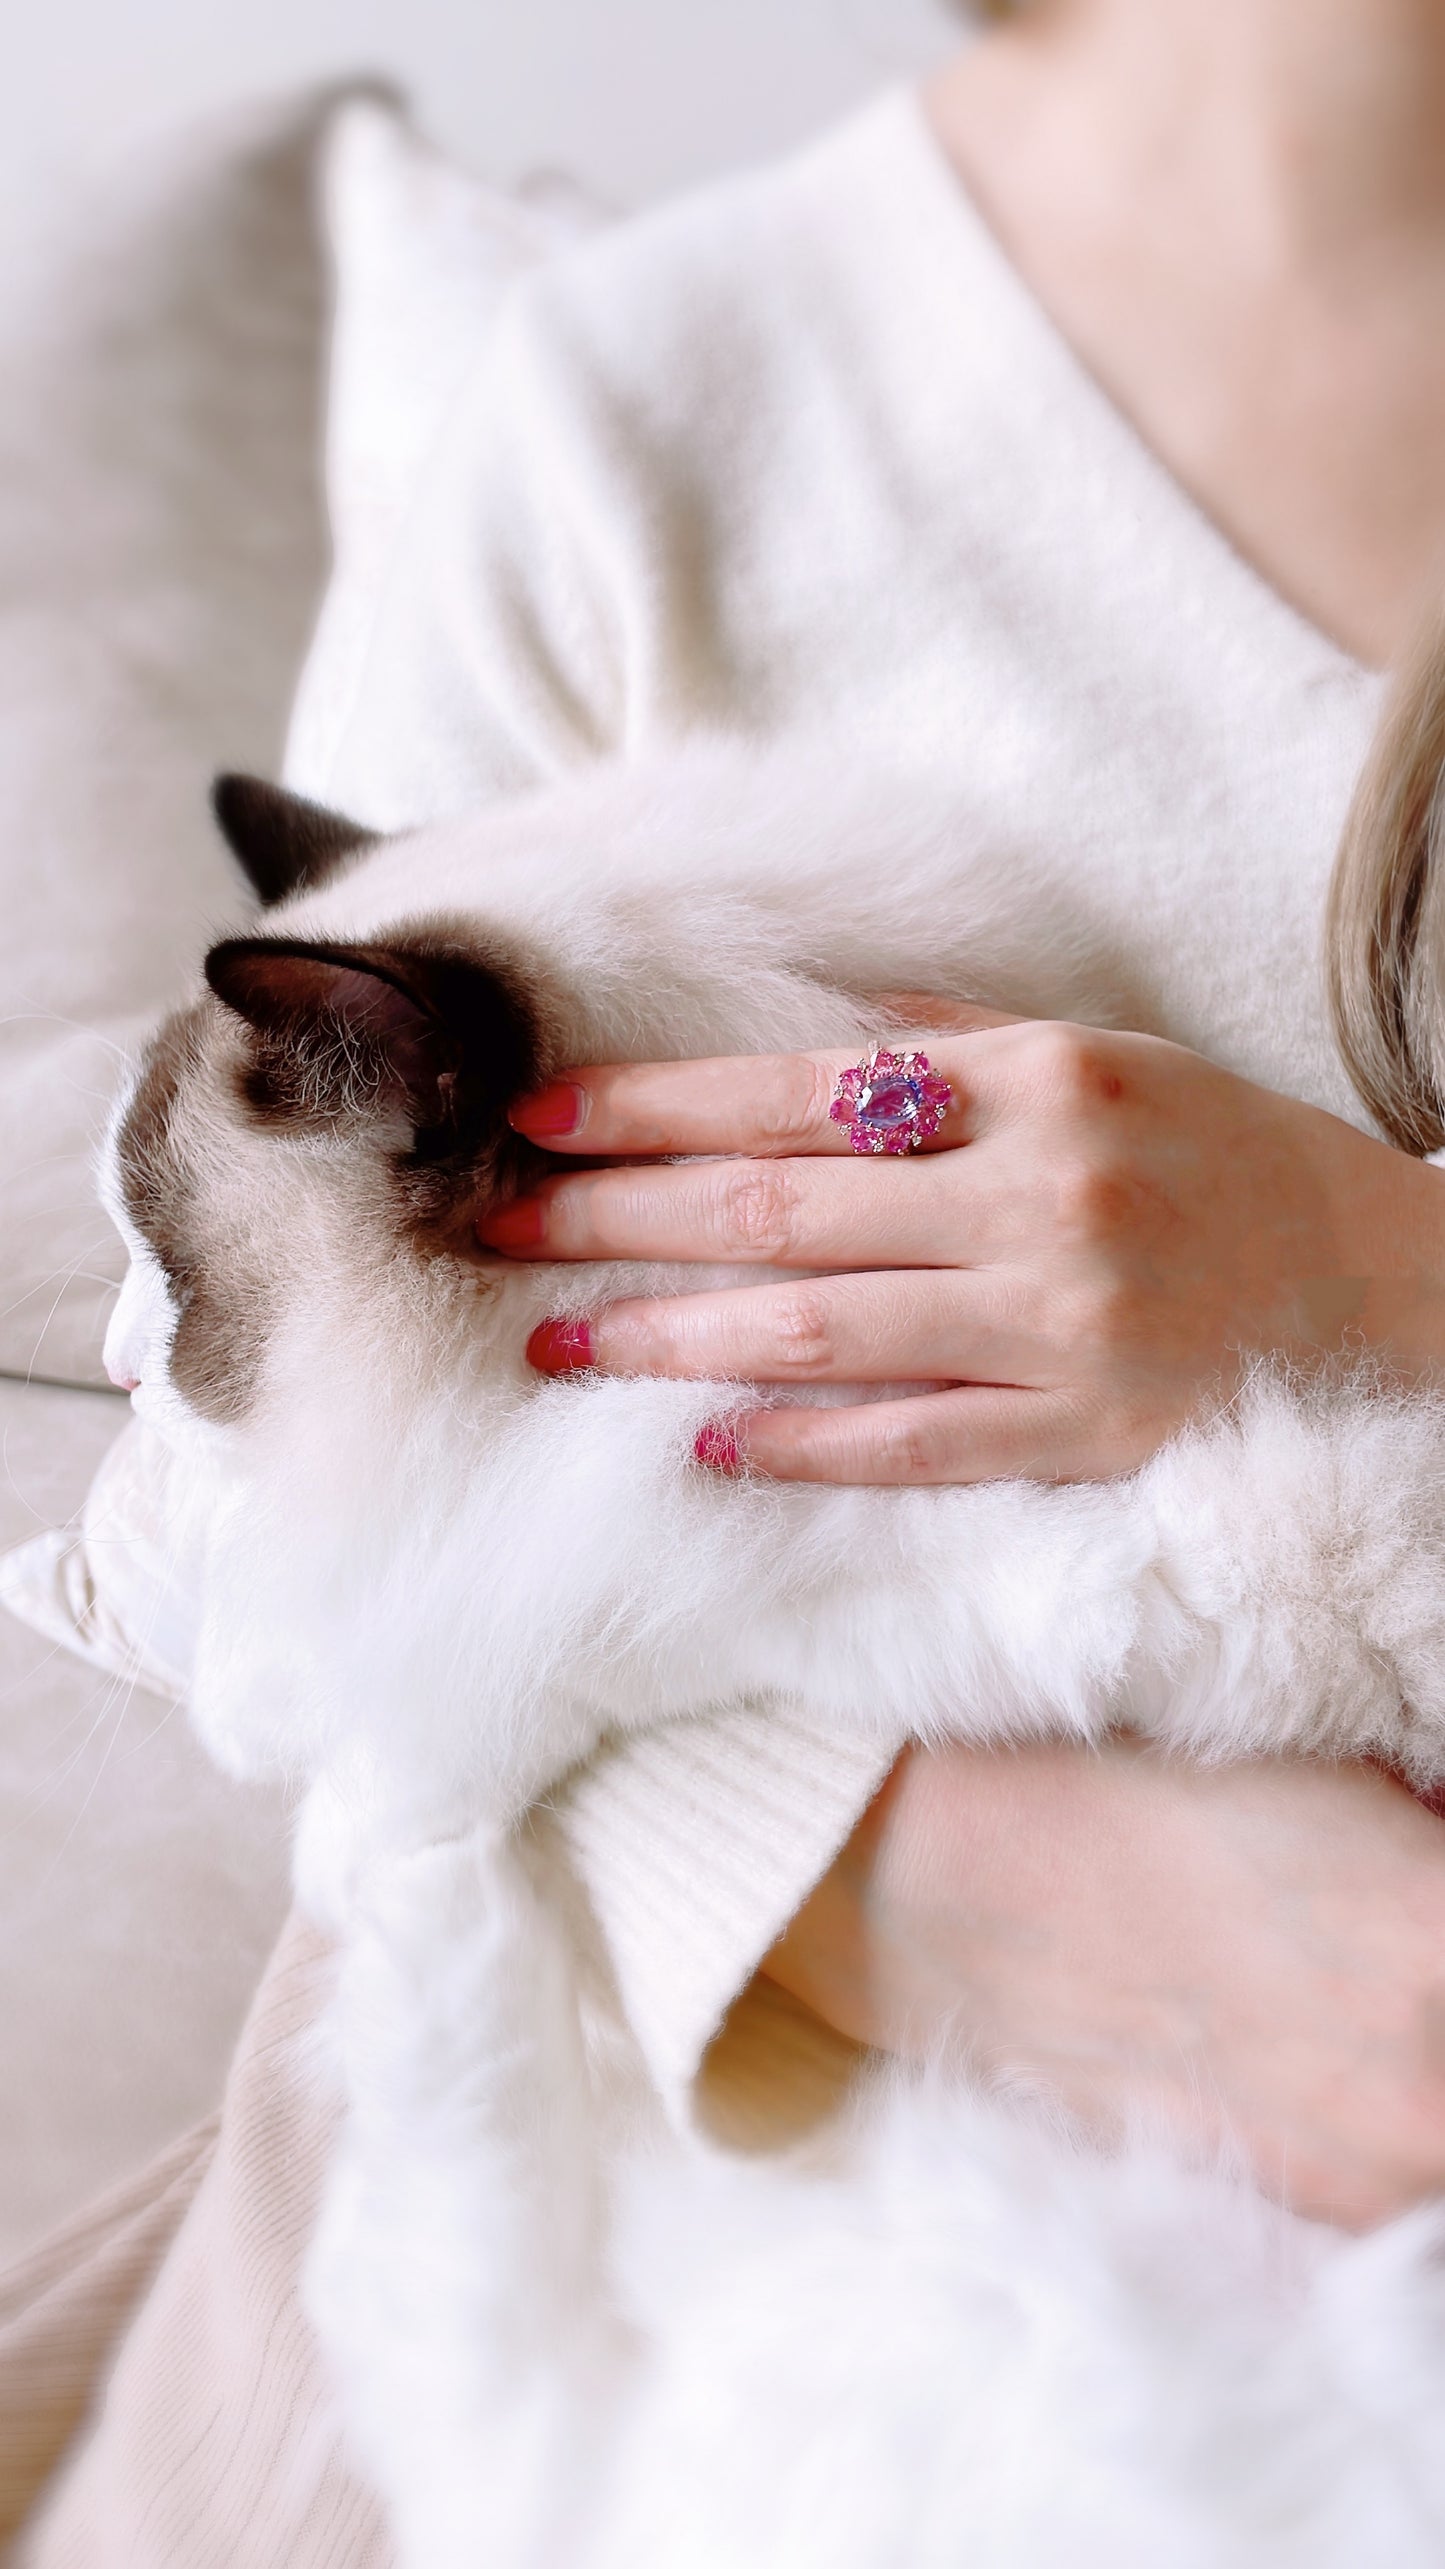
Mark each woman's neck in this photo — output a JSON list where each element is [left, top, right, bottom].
[[927, 1, 1445, 664], [937, 0, 1445, 259]]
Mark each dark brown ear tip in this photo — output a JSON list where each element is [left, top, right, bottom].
[[204, 933, 246, 978], [211, 773, 268, 828], [204, 936, 266, 1015], [210, 774, 378, 908]]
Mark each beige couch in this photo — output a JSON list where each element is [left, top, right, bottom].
[[0, 91, 356, 2260], [0, 71, 614, 2265]]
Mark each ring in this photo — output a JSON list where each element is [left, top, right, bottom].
[[828, 1044, 954, 1156]]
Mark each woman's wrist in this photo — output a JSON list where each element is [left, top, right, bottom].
[[1311, 1129, 1445, 1376]]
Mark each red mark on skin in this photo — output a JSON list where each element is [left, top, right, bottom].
[[694, 1420, 744, 1474], [509, 1082, 585, 1138], [526, 1317, 594, 1375], [478, 1197, 546, 1252]]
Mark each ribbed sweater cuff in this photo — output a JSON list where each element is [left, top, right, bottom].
[[551, 1706, 899, 2129]]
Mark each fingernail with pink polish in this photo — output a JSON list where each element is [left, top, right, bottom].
[[694, 1420, 744, 1474], [526, 1317, 594, 1375], [509, 1081, 586, 1140], [477, 1196, 545, 1253]]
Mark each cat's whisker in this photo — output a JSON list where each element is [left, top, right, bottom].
[[4, 1243, 123, 1365], [7, 1151, 124, 1180], [0, 1658, 139, 1843], [0, 1008, 136, 1067], [0, 1428, 91, 1536], [35, 1678, 148, 1877], [0, 1252, 103, 1336], [0, 1624, 90, 1709]]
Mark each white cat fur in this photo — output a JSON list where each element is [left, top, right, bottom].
[[100, 747, 1445, 2566]]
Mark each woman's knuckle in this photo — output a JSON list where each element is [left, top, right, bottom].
[[875, 1410, 939, 1478], [1026, 1022, 1128, 1113], [765, 1290, 836, 1376], [717, 1162, 797, 1256], [754, 1057, 834, 1151], [1028, 1020, 1091, 1091]]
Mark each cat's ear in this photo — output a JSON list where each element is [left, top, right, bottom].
[[204, 936, 538, 1145], [211, 775, 378, 908]]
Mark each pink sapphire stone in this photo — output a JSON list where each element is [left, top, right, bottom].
[[829, 1047, 953, 1156]]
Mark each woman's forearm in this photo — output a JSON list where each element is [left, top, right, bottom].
[[762, 1738, 1445, 2232]]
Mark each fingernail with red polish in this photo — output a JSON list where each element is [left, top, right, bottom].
[[477, 1196, 545, 1253], [509, 1081, 586, 1140], [694, 1420, 744, 1474], [526, 1316, 594, 1375]]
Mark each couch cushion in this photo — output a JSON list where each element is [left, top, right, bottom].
[[0, 89, 606, 2251], [0, 1381, 289, 2260], [0, 86, 356, 1388]]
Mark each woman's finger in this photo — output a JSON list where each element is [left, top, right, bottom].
[[527, 1269, 1042, 1387], [478, 1149, 974, 1267], [696, 1386, 1097, 1486], [507, 1037, 981, 1161]]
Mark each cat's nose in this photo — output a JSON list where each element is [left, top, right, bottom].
[[106, 1360, 140, 1392]]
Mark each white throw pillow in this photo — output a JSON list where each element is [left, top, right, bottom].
[[286, 95, 604, 798]]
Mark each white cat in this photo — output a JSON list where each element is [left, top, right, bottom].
[[100, 748, 1445, 2567]]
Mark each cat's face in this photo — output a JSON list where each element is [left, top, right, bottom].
[[102, 778, 551, 1432]]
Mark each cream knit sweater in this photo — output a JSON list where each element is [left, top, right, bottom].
[[297, 84, 1387, 2137]]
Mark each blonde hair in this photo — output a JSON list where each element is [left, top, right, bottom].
[[1328, 614, 1445, 1155]]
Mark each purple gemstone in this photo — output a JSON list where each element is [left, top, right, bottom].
[[856, 1075, 922, 1134]]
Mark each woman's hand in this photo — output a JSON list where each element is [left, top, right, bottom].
[[492, 1024, 1445, 2222], [763, 1737, 1445, 2231], [487, 1012, 1445, 1482]]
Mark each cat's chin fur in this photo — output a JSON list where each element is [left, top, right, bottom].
[[102, 745, 1445, 2565]]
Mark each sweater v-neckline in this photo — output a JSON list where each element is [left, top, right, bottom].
[[853, 83, 1380, 696]]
